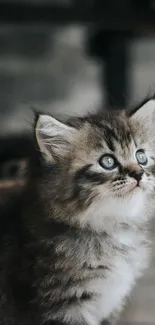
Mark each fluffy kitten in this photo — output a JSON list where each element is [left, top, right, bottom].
[[0, 99, 155, 325]]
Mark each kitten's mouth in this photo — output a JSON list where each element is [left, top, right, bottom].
[[127, 183, 138, 191], [124, 181, 142, 194], [113, 178, 149, 197], [115, 182, 140, 196]]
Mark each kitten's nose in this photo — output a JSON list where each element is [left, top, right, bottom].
[[129, 170, 144, 183]]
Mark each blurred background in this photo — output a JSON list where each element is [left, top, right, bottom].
[[0, 0, 155, 323]]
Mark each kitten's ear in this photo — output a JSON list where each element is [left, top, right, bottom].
[[35, 114, 77, 162], [129, 99, 155, 125]]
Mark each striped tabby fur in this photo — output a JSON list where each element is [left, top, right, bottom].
[[0, 98, 155, 325]]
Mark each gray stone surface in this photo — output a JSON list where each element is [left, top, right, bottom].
[[0, 24, 155, 323]]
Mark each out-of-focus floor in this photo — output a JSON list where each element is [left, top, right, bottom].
[[0, 25, 155, 323]]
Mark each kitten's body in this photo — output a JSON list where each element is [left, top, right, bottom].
[[0, 192, 149, 325], [0, 100, 155, 325]]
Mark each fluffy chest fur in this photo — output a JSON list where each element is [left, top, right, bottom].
[[40, 224, 150, 325], [78, 230, 149, 325]]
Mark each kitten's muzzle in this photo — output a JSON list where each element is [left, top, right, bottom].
[[129, 170, 144, 184]]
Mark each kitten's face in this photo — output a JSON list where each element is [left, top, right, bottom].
[[35, 99, 155, 228]]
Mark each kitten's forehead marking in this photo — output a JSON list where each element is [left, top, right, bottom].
[[101, 117, 133, 151], [111, 139, 137, 164], [99, 118, 137, 164]]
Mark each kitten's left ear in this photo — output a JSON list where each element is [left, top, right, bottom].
[[35, 114, 77, 162], [129, 99, 155, 125]]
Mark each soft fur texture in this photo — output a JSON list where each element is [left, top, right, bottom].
[[0, 99, 155, 325]]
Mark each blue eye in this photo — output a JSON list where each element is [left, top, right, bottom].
[[99, 154, 117, 170], [136, 150, 148, 165]]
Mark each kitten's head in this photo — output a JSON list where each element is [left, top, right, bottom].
[[35, 99, 155, 230]]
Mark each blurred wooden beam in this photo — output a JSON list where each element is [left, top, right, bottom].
[[0, 179, 25, 190]]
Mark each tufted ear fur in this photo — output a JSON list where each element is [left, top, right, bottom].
[[129, 98, 155, 126], [35, 114, 77, 162]]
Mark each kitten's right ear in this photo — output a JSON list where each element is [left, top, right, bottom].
[[35, 114, 77, 162]]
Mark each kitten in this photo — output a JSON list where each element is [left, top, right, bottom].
[[0, 99, 155, 325]]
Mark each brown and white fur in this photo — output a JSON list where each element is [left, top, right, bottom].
[[0, 99, 155, 325]]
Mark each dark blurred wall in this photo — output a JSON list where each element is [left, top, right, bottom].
[[0, 25, 102, 134], [0, 18, 155, 136]]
